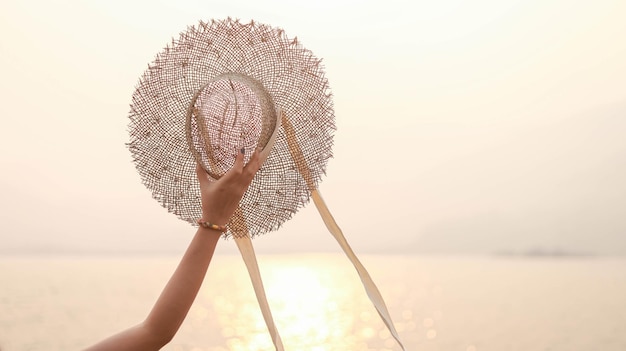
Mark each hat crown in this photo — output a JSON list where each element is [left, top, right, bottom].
[[186, 72, 278, 179]]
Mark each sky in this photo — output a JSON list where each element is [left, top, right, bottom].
[[0, 0, 625, 255]]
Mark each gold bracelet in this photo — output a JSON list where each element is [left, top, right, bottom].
[[197, 219, 227, 232]]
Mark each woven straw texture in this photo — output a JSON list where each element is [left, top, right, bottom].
[[128, 19, 335, 238]]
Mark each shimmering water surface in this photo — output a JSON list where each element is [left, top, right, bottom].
[[1, 254, 625, 351]]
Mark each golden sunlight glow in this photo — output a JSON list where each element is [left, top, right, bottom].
[[205, 255, 404, 350]]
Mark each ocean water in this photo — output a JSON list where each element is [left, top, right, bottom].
[[1, 254, 625, 351]]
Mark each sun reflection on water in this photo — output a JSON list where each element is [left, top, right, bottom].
[[204, 255, 410, 350]]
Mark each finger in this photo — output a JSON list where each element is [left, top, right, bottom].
[[223, 148, 245, 179], [233, 147, 245, 171], [196, 164, 210, 186], [243, 146, 262, 176]]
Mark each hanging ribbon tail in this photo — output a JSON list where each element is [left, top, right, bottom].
[[311, 189, 406, 351], [282, 111, 404, 349], [234, 233, 285, 351], [229, 108, 284, 351]]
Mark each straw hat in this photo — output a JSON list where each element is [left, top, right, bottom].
[[128, 18, 334, 238], [128, 18, 404, 351]]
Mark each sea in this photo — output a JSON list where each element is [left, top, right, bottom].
[[1, 254, 625, 351]]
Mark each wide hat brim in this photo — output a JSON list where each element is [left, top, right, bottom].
[[128, 18, 335, 238]]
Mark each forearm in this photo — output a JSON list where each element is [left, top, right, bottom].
[[83, 227, 221, 351], [143, 227, 221, 340], [84, 150, 260, 351]]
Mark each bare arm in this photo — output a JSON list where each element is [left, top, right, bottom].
[[82, 227, 220, 350], [84, 148, 261, 351]]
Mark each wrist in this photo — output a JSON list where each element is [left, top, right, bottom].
[[197, 219, 227, 233]]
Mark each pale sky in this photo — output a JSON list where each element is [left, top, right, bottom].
[[1, 0, 625, 255]]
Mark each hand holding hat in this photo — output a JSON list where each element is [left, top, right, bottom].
[[195, 147, 262, 229]]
